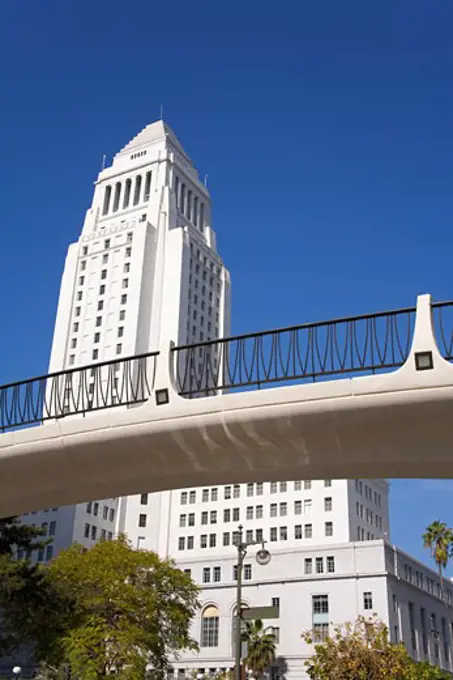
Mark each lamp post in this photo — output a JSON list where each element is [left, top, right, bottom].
[[12, 667, 21, 679], [234, 525, 271, 680]]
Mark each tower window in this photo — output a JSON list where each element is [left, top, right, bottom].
[[144, 171, 152, 201], [133, 175, 142, 205], [187, 190, 192, 220], [123, 178, 132, 209], [199, 203, 205, 230], [102, 185, 112, 215], [180, 184, 186, 214], [193, 196, 198, 226], [112, 184, 121, 212]]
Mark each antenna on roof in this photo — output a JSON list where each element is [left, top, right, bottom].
[[101, 154, 107, 171], [204, 174, 208, 187], [160, 104, 164, 120]]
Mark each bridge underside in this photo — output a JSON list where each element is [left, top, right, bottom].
[[0, 294, 452, 517]]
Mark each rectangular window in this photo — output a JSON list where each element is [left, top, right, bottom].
[[213, 566, 221, 582], [280, 526, 287, 541], [93, 502, 99, 516], [118, 327, 124, 338], [280, 481, 287, 492], [270, 482, 277, 494], [46, 545, 54, 561], [94, 332, 100, 343], [270, 503, 277, 517], [256, 529, 263, 542], [304, 499, 312, 514], [140, 493, 148, 505], [304, 480, 312, 490], [203, 567, 211, 584], [224, 486, 231, 499], [73, 322, 79, 332], [246, 506, 253, 520], [91, 526, 97, 540], [270, 527, 277, 542], [116, 344, 122, 355], [294, 480, 302, 491], [189, 490, 196, 504], [202, 488, 209, 502], [280, 502, 287, 516], [179, 514, 186, 528], [200, 535, 207, 548], [363, 592, 373, 610], [316, 557, 324, 574], [233, 484, 240, 498], [256, 482, 263, 495], [49, 521, 56, 536], [210, 511, 217, 524], [121, 294, 127, 304], [313, 594, 329, 614], [201, 512, 208, 525], [246, 529, 253, 544], [233, 508, 240, 522], [103, 505, 108, 520], [224, 508, 231, 522], [247, 483, 254, 497], [295, 524, 302, 539], [178, 537, 185, 551], [188, 513, 195, 526], [304, 558, 313, 575], [109, 508, 115, 522], [325, 522, 333, 537], [305, 524, 313, 538], [180, 492, 188, 505], [313, 623, 329, 643], [92, 349, 99, 361], [84, 523, 90, 538], [201, 613, 219, 648], [295, 500, 302, 515], [223, 532, 230, 546], [326, 556, 335, 573], [209, 534, 216, 548], [244, 564, 252, 580], [138, 514, 146, 528], [187, 536, 194, 549], [211, 488, 218, 501], [324, 497, 332, 512]]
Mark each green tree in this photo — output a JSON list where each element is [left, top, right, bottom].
[[302, 616, 415, 679], [242, 619, 277, 678], [0, 516, 65, 658], [46, 535, 199, 679], [422, 521, 453, 599]]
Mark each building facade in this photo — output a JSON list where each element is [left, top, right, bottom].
[[172, 540, 453, 678]]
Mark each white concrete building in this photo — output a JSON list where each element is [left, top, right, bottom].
[[18, 119, 452, 679], [173, 539, 453, 678], [20, 119, 231, 559]]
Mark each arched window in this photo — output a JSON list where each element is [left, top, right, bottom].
[[193, 197, 199, 226], [123, 179, 132, 208], [144, 171, 152, 201], [102, 185, 112, 215], [187, 190, 192, 220], [133, 175, 142, 206], [201, 605, 219, 647], [180, 184, 186, 214], [113, 182, 121, 212]]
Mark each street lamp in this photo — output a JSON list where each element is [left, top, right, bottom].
[[234, 525, 271, 680], [12, 668, 21, 679]]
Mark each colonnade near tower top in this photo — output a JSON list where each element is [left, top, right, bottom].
[[0, 293, 453, 518]]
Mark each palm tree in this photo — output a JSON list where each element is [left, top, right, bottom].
[[242, 619, 277, 679], [423, 521, 453, 596], [423, 520, 453, 645]]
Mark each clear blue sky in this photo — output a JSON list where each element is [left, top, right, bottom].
[[1, 0, 453, 568]]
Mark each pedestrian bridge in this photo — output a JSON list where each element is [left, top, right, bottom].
[[1, 293, 453, 517]]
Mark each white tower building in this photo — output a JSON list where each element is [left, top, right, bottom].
[[20, 119, 231, 558]]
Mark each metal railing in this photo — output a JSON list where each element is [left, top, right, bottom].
[[432, 301, 453, 361], [2, 300, 453, 429], [0, 351, 159, 431], [172, 306, 419, 396]]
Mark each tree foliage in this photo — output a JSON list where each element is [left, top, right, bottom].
[[242, 619, 277, 678], [46, 535, 199, 679], [302, 616, 450, 680], [0, 516, 65, 658]]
